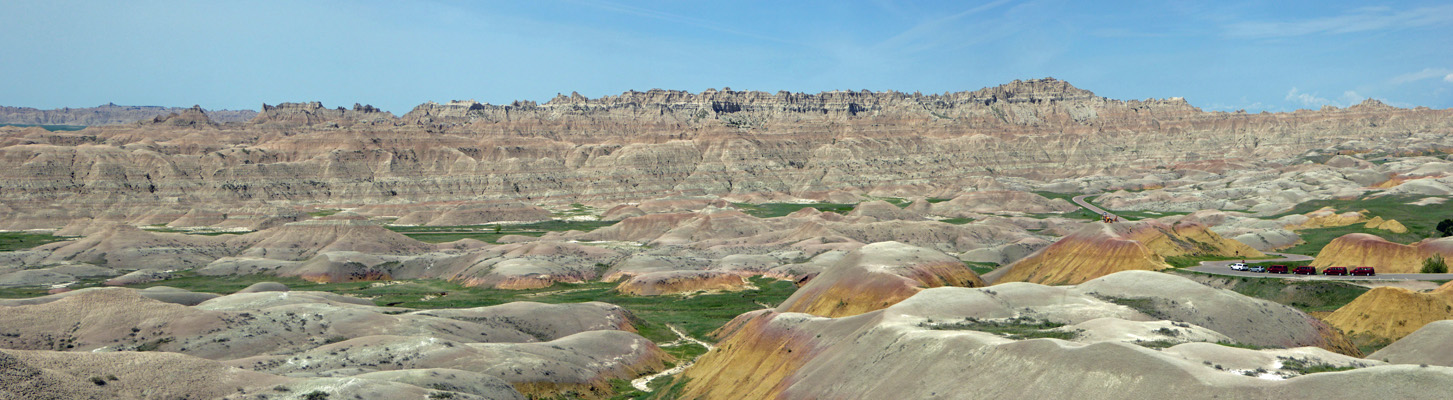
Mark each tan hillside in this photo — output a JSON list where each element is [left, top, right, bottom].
[[1310, 235, 1453, 273], [996, 221, 1264, 285], [1324, 286, 1453, 344], [775, 241, 983, 318]]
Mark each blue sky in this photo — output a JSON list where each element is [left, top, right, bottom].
[[1, 0, 1450, 114]]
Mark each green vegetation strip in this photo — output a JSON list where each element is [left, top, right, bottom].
[[920, 316, 1080, 340], [732, 202, 856, 218], [0, 232, 68, 251], [1169, 270, 1369, 313]]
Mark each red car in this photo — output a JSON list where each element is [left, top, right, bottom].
[[1351, 267, 1376, 276], [1322, 267, 1348, 276], [1267, 265, 1289, 274], [1293, 266, 1316, 275]]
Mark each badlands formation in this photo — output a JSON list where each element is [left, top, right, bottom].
[[2, 79, 1453, 398]]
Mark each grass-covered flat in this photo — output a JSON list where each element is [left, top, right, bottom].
[[0, 231, 69, 251], [1269, 195, 1453, 256], [1170, 269, 1369, 313], [732, 202, 856, 218]]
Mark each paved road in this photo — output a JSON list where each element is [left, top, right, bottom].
[[1066, 195, 1453, 281], [1186, 252, 1453, 281], [1072, 194, 1127, 222]]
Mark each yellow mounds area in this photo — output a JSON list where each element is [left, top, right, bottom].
[[679, 311, 808, 400], [1325, 284, 1453, 344], [1310, 234, 1453, 273], [996, 221, 1264, 285], [614, 271, 751, 296], [1283, 207, 1406, 233], [1363, 216, 1409, 233], [774, 242, 984, 318], [1284, 207, 1367, 230]]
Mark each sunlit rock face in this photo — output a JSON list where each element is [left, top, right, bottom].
[[1, 79, 1448, 229]]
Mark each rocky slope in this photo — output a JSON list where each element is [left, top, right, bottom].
[[1, 79, 1449, 229], [0, 285, 662, 399], [0, 103, 256, 125], [680, 271, 1382, 400]]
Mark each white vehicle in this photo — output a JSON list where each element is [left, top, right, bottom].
[[1229, 262, 1248, 271]]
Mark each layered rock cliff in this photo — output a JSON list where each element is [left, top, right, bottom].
[[1, 79, 1449, 229], [0, 103, 256, 125]]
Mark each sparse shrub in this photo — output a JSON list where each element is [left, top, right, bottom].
[[323, 336, 348, 344], [273, 385, 290, 392], [105, 374, 118, 381], [302, 391, 330, 400], [1422, 255, 1447, 274], [428, 392, 456, 400], [89, 376, 106, 386], [1153, 327, 1180, 337]]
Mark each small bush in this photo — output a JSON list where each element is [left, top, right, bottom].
[[1423, 255, 1448, 274], [89, 376, 106, 386], [302, 391, 330, 400], [428, 392, 456, 399]]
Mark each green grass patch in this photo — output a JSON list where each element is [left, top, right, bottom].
[[732, 202, 857, 218], [1169, 270, 1369, 313], [1278, 356, 1359, 375], [1133, 339, 1179, 349], [0, 286, 54, 299], [1272, 194, 1453, 243], [921, 316, 1080, 340], [308, 209, 342, 218], [1279, 224, 1424, 256], [938, 217, 974, 224], [1215, 341, 1271, 350], [963, 262, 998, 275], [0, 232, 68, 251]]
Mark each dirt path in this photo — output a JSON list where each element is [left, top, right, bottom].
[[631, 324, 715, 392]]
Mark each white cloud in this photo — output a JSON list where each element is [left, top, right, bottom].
[[1285, 87, 1331, 107], [1341, 91, 1365, 105], [1225, 5, 1453, 38], [1391, 68, 1453, 84]]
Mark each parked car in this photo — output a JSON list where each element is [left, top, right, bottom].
[[1323, 267, 1348, 276], [1229, 262, 1248, 271], [1351, 267, 1376, 276], [1249, 265, 1267, 273], [1267, 265, 1289, 274], [1293, 266, 1317, 275]]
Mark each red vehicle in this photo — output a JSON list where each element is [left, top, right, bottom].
[[1293, 266, 1316, 275], [1351, 267, 1376, 276], [1267, 265, 1289, 274], [1322, 267, 1348, 276]]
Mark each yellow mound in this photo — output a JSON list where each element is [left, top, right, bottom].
[[615, 271, 749, 296], [1363, 216, 1409, 233], [997, 221, 1263, 285], [1284, 207, 1368, 230], [680, 311, 807, 400], [1309, 234, 1453, 273], [1324, 286, 1453, 344], [775, 242, 984, 318]]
